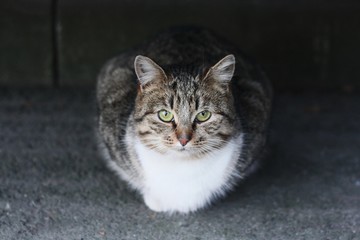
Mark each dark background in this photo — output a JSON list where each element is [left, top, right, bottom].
[[1, 0, 359, 91]]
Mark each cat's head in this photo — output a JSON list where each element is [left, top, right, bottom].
[[133, 54, 239, 158]]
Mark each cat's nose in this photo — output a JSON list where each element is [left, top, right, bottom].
[[178, 137, 190, 146], [176, 131, 192, 146]]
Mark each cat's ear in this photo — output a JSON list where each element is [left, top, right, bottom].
[[204, 54, 235, 83], [134, 55, 167, 89]]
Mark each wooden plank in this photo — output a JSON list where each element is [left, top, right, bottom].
[[0, 0, 52, 86]]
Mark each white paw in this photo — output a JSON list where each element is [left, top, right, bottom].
[[143, 193, 205, 214], [144, 194, 164, 212]]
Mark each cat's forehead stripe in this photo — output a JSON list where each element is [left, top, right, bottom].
[[195, 97, 200, 110], [169, 95, 174, 109]]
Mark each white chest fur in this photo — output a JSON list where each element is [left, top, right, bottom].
[[134, 134, 243, 213]]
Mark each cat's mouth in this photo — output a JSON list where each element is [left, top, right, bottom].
[[170, 144, 191, 153], [178, 147, 186, 152], [172, 145, 200, 157], [173, 145, 187, 152]]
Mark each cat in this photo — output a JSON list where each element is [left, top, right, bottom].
[[96, 27, 272, 214]]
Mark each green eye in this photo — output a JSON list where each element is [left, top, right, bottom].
[[158, 110, 174, 122], [196, 110, 211, 122]]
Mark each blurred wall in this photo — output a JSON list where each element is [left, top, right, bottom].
[[0, 0, 52, 86], [1, 0, 360, 91]]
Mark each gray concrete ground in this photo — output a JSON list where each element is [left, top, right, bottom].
[[0, 88, 359, 240]]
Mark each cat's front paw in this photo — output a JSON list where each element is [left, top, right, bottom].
[[144, 194, 164, 212], [143, 193, 204, 214]]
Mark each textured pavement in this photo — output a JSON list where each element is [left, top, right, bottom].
[[0, 88, 359, 240]]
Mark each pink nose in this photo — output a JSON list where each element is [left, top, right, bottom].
[[178, 137, 190, 146], [176, 129, 192, 147]]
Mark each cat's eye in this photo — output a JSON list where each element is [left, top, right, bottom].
[[158, 110, 174, 122], [195, 110, 211, 122]]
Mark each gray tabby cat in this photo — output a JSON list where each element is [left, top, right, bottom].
[[96, 27, 272, 213]]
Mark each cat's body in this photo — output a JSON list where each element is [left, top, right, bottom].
[[97, 27, 272, 213]]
